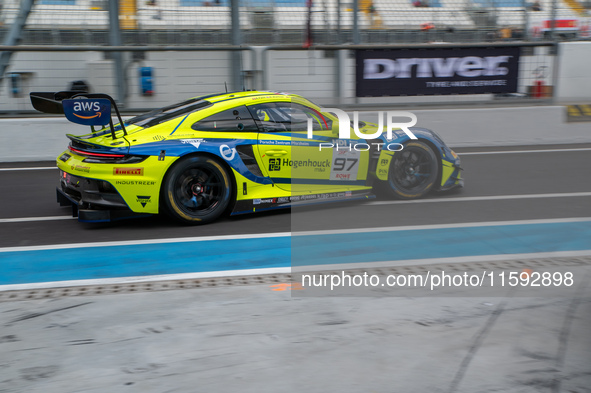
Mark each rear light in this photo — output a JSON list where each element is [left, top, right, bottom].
[[68, 145, 147, 164], [69, 146, 125, 158]]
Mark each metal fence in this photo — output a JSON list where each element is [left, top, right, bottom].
[[1, 0, 590, 46]]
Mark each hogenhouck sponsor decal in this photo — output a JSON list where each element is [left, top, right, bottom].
[[356, 47, 520, 96]]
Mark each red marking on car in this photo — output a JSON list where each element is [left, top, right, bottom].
[[68, 146, 125, 158], [113, 167, 144, 176]]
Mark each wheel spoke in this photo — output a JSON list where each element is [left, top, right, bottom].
[[389, 143, 437, 197], [204, 179, 221, 187], [201, 191, 213, 203], [177, 170, 222, 211]]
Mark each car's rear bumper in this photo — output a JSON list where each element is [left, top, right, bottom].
[[57, 187, 151, 223], [57, 171, 151, 222]]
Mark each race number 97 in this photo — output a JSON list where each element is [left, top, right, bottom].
[[334, 158, 358, 171]]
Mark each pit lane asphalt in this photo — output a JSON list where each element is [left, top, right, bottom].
[[1, 145, 591, 393], [0, 144, 590, 248]]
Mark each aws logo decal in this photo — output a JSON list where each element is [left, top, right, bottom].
[[72, 101, 102, 119], [136, 195, 152, 208], [63, 98, 111, 126]]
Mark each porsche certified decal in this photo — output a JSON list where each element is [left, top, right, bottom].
[[114, 167, 144, 176]]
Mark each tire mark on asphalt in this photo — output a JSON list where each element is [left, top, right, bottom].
[[447, 297, 510, 393], [6, 301, 93, 325], [551, 271, 591, 393]]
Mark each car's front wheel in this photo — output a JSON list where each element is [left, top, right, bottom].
[[386, 141, 438, 199], [162, 155, 233, 224]]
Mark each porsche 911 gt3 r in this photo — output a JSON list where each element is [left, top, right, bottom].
[[30, 90, 463, 224]]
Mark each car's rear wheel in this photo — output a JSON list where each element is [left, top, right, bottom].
[[386, 141, 438, 199], [162, 155, 232, 224]]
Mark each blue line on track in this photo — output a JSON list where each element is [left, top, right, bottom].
[[291, 222, 591, 266], [1, 221, 591, 285]]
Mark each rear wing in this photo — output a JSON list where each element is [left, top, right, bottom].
[[30, 91, 127, 140]]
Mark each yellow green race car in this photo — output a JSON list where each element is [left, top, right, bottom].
[[30, 90, 462, 224]]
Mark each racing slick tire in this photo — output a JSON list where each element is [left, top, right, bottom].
[[386, 141, 438, 199], [162, 155, 233, 224]]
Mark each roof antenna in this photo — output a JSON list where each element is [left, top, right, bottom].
[[224, 82, 228, 93]]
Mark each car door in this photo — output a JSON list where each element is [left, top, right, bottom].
[[248, 101, 369, 194]]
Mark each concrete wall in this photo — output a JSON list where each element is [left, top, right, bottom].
[[3, 43, 587, 113], [410, 106, 591, 147], [555, 42, 591, 103], [1, 50, 239, 111], [1, 105, 589, 162]]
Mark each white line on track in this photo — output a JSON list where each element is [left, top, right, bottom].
[[0, 267, 292, 292], [2, 250, 590, 292], [458, 147, 591, 155], [1, 217, 590, 252], [292, 217, 591, 236], [0, 232, 292, 253], [0, 166, 55, 171], [0, 216, 75, 223], [367, 192, 591, 206], [1, 193, 590, 224]]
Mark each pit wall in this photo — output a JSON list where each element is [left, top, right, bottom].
[[2, 42, 591, 112], [555, 42, 591, 102]]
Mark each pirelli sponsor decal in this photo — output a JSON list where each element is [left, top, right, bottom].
[[113, 167, 144, 176]]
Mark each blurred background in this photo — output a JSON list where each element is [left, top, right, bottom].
[[0, 0, 589, 111]]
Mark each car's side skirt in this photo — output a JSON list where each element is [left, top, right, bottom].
[[231, 189, 375, 216]]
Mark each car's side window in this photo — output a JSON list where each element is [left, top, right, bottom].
[[247, 103, 289, 132], [289, 104, 332, 132], [191, 106, 258, 132], [247, 102, 332, 133]]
